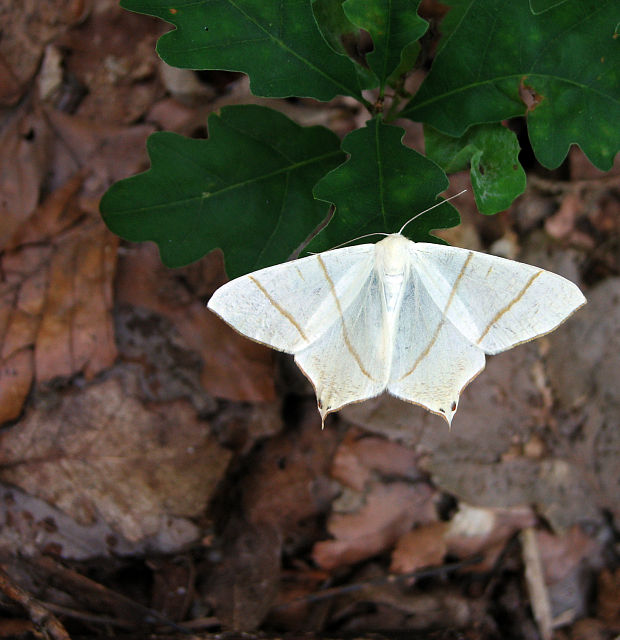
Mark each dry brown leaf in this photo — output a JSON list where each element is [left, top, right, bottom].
[[0, 349, 34, 424], [0, 92, 153, 424], [42, 107, 155, 206], [536, 526, 597, 585], [0, 244, 51, 422], [0, 0, 86, 106], [35, 219, 118, 381], [0, 2, 156, 218], [544, 192, 593, 248], [390, 522, 449, 575], [0, 106, 51, 247], [545, 278, 620, 528], [391, 503, 536, 575], [524, 526, 602, 631], [241, 401, 339, 535], [201, 309, 277, 402], [569, 618, 610, 640], [337, 562, 475, 633], [545, 192, 582, 240], [0, 480, 206, 559], [206, 520, 282, 630], [158, 65, 216, 104], [268, 568, 331, 631], [0, 376, 232, 542], [0, 52, 23, 105], [116, 243, 276, 404], [0, 619, 37, 638], [445, 503, 536, 559], [590, 193, 620, 239], [205, 407, 338, 629], [114, 304, 217, 416], [149, 557, 194, 622], [1, 268, 48, 359], [0, 100, 154, 248], [57, 5, 164, 125], [0, 180, 117, 421], [596, 568, 620, 625], [313, 482, 436, 570], [330, 429, 422, 492], [313, 430, 437, 571], [147, 97, 209, 135], [430, 456, 601, 534], [7, 171, 85, 249]]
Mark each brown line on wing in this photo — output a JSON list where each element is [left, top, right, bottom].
[[249, 275, 308, 342], [476, 270, 543, 344], [399, 251, 474, 381], [316, 254, 376, 382]]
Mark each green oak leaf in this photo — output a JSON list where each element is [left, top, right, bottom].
[[121, 0, 364, 102], [386, 40, 422, 88], [311, 0, 379, 89], [100, 105, 345, 279], [402, 0, 620, 170], [425, 124, 526, 215], [343, 0, 428, 89], [311, 0, 361, 57], [307, 118, 459, 253], [432, 0, 468, 55], [529, 0, 570, 14]]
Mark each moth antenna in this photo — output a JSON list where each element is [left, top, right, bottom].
[[313, 190, 466, 254], [327, 231, 390, 251], [398, 189, 468, 235]]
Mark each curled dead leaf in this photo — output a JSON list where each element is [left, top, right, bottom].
[[331, 429, 422, 492], [313, 482, 436, 570], [390, 522, 449, 575]]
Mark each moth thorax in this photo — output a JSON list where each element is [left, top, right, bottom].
[[377, 234, 410, 276], [376, 234, 410, 315]]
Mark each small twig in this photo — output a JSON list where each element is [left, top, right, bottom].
[[521, 527, 553, 640], [172, 615, 221, 631], [40, 601, 137, 630], [382, 91, 406, 122], [528, 172, 620, 194], [21, 555, 193, 634], [482, 531, 522, 598], [0, 566, 71, 640], [271, 554, 483, 610], [44, 602, 222, 634]]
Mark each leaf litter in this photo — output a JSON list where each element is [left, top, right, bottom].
[[0, 2, 619, 639]]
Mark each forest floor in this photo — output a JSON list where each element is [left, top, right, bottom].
[[1, 1, 619, 639]]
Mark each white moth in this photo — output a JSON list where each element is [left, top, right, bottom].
[[208, 232, 585, 426]]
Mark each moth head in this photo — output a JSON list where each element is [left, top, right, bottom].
[[376, 234, 410, 276]]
